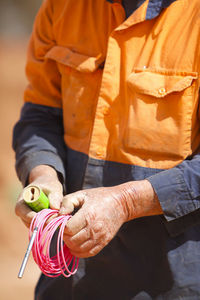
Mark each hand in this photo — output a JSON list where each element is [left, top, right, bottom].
[[60, 186, 127, 258], [60, 180, 162, 258], [15, 165, 63, 228]]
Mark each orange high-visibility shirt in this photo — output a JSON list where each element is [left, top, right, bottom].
[[24, 0, 200, 171]]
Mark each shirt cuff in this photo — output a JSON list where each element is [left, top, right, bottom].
[[147, 167, 197, 222], [16, 150, 66, 187]]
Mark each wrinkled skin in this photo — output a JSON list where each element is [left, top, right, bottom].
[[15, 165, 162, 258], [60, 186, 128, 258]]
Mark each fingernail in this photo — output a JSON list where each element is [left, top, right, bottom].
[[59, 207, 66, 215]]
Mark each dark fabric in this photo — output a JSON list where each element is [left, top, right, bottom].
[[75, 155, 200, 237], [122, 0, 146, 18], [146, 0, 177, 20], [12, 0, 200, 298], [107, 0, 178, 20], [12, 100, 200, 298], [12, 102, 67, 186], [148, 166, 200, 221], [12, 102, 200, 235], [35, 216, 200, 299]]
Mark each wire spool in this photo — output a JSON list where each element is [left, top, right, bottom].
[[22, 185, 79, 278], [30, 209, 79, 278]]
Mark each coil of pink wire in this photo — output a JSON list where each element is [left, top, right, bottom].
[[29, 209, 79, 278]]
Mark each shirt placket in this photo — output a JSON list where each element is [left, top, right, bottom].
[[82, 0, 149, 189]]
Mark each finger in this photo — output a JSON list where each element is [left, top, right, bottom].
[[63, 227, 90, 248], [48, 190, 63, 210], [59, 196, 75, 215], [66, 240, 95, 257], [15, 198, 36, 225], [87, 244, 103, 257], [66, 227, 104, 252], [64, 236, 91, 252], [78, 239, 97, 252], [29, 181, 63, 211], [60, 192, 84, 215], [64, 210, 87, 236], [70, 243, 103, 258], [64, 220, 105, 247]]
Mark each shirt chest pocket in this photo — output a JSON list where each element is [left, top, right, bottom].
[[125, 69, 198, 167], [45, 46, 104, 140]]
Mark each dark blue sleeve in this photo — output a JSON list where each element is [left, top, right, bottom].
[[148, 155, 200, 236], [12, 102, 67, 187]]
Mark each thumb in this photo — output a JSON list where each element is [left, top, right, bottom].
[[48, 190, 63, 210], [60, 192, 84, 215]]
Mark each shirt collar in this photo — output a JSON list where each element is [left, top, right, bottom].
[[146, 0, 177, 20], [106, 0, 178, 20]]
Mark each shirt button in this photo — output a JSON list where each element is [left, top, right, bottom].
[[103, 107, 109, 116], [96, 147, 104, 158], [158, 87, 166, 95]]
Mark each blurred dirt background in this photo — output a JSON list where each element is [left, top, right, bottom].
[[0, 1, 42, 299]]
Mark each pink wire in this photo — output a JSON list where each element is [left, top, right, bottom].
[[29, 209, 79, 278]]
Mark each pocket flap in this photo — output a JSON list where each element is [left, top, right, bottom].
[[127, 69, 198, 98], [45, 46, 104, 73]]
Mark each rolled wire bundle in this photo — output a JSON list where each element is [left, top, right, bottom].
[[29, 208, 79, 278]]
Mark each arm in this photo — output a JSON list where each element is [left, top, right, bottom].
[[60, 152, 200, 257], [13, 102, 66, 187], [60, 179, 162, 258], [13, 0, 65, 226], [148, 153, 200, 236]]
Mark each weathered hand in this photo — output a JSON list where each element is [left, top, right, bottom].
[[60, 186, 128, 258], [15, 165, 63, 228], [59, 180, 162, 258]]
